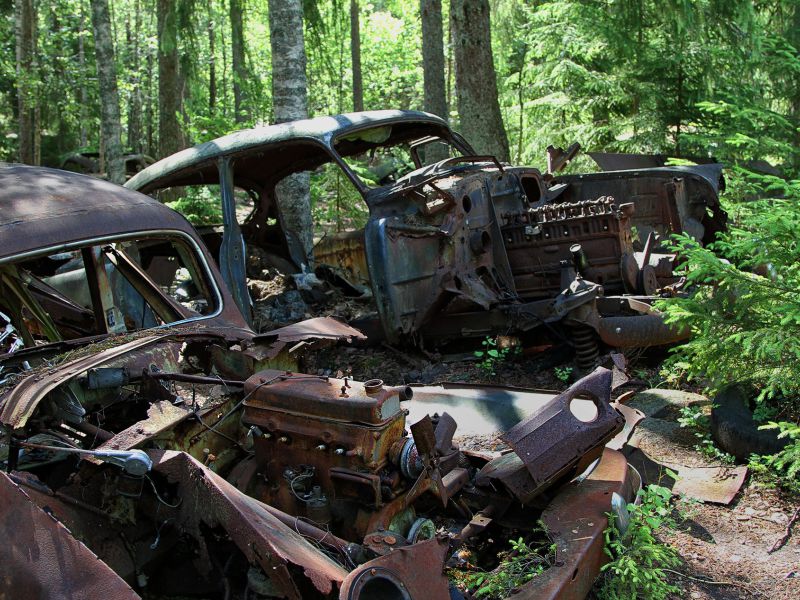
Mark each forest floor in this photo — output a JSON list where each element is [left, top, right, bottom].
[[252, 276, 800, 599]]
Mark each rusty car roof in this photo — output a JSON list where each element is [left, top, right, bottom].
[[125, 110, 452, 193], [0, 163, 202, 260]]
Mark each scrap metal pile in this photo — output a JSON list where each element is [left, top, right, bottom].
[[0, 105, 728, 597], [0, 345, 634, 599]]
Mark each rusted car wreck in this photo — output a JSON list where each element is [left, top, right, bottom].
[[126, 110, 725, 368], [1, 165, 641, 599]]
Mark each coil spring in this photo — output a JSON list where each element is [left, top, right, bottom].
[[571, 324, 600, 372]]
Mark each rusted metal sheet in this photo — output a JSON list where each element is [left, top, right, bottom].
[[495, 368, 624, 496], [606, 402, 646, 450], [254, 317, 366, 359], [0, 472, 140, 600], [671, 465, 748, 505], [149, 450, 348, 599], [314, 231, 371, 287], [514, 449, 634, 600], [339, 537, 451, 600], [0, 334, 171, 431]]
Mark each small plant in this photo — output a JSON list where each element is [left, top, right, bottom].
[[677, 405, 736, 464], [453, 537, 554, 598], [554, 365, 573, 383], [596, 484, 682, 600], [474, 336, 517, 375], [749, 421, 800, 494]]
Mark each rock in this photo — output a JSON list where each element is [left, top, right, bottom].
[[627, 388, 709, 418]]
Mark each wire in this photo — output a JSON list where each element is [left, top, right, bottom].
[[289, 472, 314, 503], [145, 474, 182, 508]]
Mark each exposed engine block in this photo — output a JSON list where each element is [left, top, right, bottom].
[[240, 370, 460, 542]]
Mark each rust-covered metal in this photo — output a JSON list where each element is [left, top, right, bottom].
[[0, 472, 140, 600], [514, 449, 637, 600], [128, 111, 724, 358], [477, 368, 624, 503], [1, 161, 649, 599], [149, 449, 348, 599]]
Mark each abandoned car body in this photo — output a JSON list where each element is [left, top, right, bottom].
[[126, 110, 725, 367], [0, 165, 640, 599]]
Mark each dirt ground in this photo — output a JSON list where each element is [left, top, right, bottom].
[[253, 273, 799, 599]]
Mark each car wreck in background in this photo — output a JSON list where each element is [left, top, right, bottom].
[[1, 165, 642, 599], [126, 110, 726, 369]]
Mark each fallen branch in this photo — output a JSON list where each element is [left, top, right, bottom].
[[662, 569, 762, 595], [768, 505, 800, 554]]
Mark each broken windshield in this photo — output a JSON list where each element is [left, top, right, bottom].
[[333, 125, 463, 189]]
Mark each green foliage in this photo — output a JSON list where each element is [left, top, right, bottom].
[[749, 421, 800, 494], [554, 365, 573, 383], [597, 484, 682, 600], [309, 163, 369, 233], [473, 336, 518, 375], [657, 174, 800, 403], [166, 186, 223, 225], [456, 537, 553, 598], [677, 405, 735, 464]]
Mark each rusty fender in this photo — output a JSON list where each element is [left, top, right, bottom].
[[148, 449, 347, 600], [598, 314, 688, 348], [514, 449, 638, 600], [0, 471, 140, 600]]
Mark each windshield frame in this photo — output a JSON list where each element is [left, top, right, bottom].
[[0, 229, 225, 351]]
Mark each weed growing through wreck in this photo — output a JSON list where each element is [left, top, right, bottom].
[[451, 536, 555, 598], [596, 484, 682, 600], [474, 336, 518, 375], [554, 365, 573, 383]]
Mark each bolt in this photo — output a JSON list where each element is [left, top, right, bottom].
[[316, 444, 327, 451], [383, 535, 396, 544], [263, 433, 272, 439], [278, 436, 289, 444], [370, 569, 377, 576], [334, 448, 345, 455]]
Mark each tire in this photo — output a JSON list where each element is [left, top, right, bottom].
[[710, 384, 789, 461]]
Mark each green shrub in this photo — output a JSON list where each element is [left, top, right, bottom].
[[457, 537, 554, 598], [597, 484, 681, 600], [657, 171, 800, 404]]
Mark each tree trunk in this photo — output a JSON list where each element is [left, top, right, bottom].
[[15, 0, 36, 164], [125, 2, 145, 155], [420, 0, 448, 163], [350, 0, 363, 111], [78, 6, 88, 148], [230, 0, 249, 123], [420, 0, 447, 119], [157, 0, 185, 159], [268, 0, 313, 269], [209, 10, 216, 113], [450, 0, 509, 161], [90, 0, 125, 183]]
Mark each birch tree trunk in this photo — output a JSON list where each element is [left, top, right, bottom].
[[351, 0, 363, 112], [90, 0, 125, 184], [268, 0, 313, 269], [230, 0, 249, 123], [450, 0, 509, 161], [15, 0, 36, 165], [157, 0, 185, 159]]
